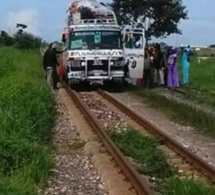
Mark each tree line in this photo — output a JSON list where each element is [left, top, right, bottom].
[[0, 0, 190, 48], [0, 23, 42, 49], [110, 0, 188, 40]]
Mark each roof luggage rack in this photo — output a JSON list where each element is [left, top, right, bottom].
[[67, 16, 117, 25], [66, 1, 118, 26]]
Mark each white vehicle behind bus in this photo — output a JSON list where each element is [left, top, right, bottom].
[[122, 27, 145, 85]]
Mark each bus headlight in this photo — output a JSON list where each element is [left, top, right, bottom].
[[81, 61, 86, 66], [110, 61, 114, 66]]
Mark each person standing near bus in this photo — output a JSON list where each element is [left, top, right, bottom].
[[181, 45, 192, 85], [43, 43, 65, 89], [154, 44, 165, 86], [143, 48, 152, 88], [167, 47, 179, 88]]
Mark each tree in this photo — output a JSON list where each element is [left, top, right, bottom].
[[0, 26, 42, 49], [13, 23, 42, 49], [16, 23, 28, 35], [0, 31, 15, 46], [110, 0, 188, 39], [209, 44, 215, 48], [16, 23, 27, 29], [14, 32, 42, 49]]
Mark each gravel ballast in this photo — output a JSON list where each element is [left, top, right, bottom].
[[79, 92, 129, 131], [110, 91, 215, 168], [45, 93, 105, 195]]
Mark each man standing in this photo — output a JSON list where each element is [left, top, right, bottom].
[[43, 43, 65, 89], [143, 48, 151, 89], [154, 44, 165, 86]]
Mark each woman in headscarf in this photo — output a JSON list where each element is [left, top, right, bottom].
[[181, 46, 192, 85], [167, 47, 179, 88]]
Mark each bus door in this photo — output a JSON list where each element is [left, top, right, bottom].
[[122, 28, 145, 80]]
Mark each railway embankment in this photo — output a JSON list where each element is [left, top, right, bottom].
[[0, 47, 56, 194]]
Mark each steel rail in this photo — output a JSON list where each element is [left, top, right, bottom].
[[173, 88, 186, 94], [62, 82, 155, 195], [98, 89, 215, 183]]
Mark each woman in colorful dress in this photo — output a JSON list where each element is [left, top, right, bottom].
[[167, 47, 179, 88]]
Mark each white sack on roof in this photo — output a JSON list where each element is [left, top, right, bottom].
[[68, 0, 115, 20]]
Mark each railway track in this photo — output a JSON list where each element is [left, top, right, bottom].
[[173, 88, 186, 94], [40, 46, 214, 192], [61, 81, 215, 194], [62, 82, 155, 195], [97, 89, 215, 184]]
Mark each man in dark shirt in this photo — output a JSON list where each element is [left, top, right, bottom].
[[43, 43, 65, 89], [153, 44, 165, 86], [143, 48, 152, 89]]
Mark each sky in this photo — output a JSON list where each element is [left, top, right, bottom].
[[0, 0, 214, 46]]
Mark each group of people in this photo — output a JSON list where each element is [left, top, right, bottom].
[[43, 42, 192, 90], [143, 43, 192, 89]]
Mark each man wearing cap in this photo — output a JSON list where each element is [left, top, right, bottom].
[[43, 43, 65, 89]]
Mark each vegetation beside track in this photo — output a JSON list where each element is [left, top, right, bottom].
[[0, 47, 56, 194], [109, 129, 215, 194], [179, 57, 215, 107], [130, 57, 215, 138], [177, 57, 215, 107], [109, 129, 176, 179], [161, 177, 215, 195], [188, 57, 215, 91], [135, 90, 215, 139]]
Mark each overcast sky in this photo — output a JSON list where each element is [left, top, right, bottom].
[[0, 0, 214, 46]]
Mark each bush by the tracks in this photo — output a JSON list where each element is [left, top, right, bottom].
[[108, 129, 176, 179], [0, 47, 56, 194], [0, 31, 42, 49], [184, 57, 215, 107], [161, 177, 215, 195], [109, 129, 215, 194], [136, 90, 215, 138], [14, 32, 42, 49]]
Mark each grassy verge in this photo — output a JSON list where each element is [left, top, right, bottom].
[[108, 129, 215, 194], [178, 57, 215, 107], [135, 90, 215, 139], [189, 57, 215, 92], [109, 129, 176, 179], [161, 177, 215, 195], [0, 47, 56, 194]]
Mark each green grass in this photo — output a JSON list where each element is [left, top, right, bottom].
[[135, 90, 215, 138], [179, 57, 215, 106], [189, 57, 215, 91], [161, 177, 215, 195], [108, 129, 215, 194], [129, 57, 215, 139], [108, 129, 176, 179], [0, 47, 56, 194]]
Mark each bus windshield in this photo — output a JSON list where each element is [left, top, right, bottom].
[[69, 31, 122, 50]]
